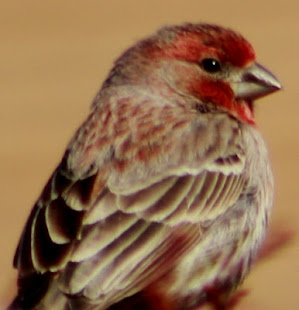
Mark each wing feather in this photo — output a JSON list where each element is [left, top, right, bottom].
[[140, 175, 195, 221], [116, 176, 178, 214], [60, 217, 152, 294], [71, 212, 139, 262], [58, 169, 246, 300], [31, 204, 72, 272], [83, 190, 118, 225], [45, 197, 82, 244]]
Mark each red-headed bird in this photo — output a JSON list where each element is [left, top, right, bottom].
[[8, 23, 281, 310]]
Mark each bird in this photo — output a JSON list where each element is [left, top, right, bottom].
[[8, 23, 281, 310]]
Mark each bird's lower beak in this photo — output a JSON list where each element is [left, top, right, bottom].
[[232, 62, 282, 101]]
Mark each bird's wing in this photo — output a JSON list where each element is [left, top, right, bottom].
[[13, 96, 248, 308]]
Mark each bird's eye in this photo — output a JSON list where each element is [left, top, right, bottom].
[[200, 58, 221, 73]]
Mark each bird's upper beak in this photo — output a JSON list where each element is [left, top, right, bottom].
[[232, 62, 282, 101]]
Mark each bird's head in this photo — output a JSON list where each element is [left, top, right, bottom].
[[104, 23, 282, 125]]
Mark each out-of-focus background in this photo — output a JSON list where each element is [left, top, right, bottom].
[[1, 1, 298, 309]]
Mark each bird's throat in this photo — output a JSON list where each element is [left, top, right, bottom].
[[232, 100, 255, 125]]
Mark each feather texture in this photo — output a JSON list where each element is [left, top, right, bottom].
[[8, 23, 279, 310]]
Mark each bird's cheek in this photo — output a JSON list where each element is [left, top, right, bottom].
[[189, 79, 234, 108], [189, 79, 255, 124]]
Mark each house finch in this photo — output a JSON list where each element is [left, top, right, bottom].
[[8, 23, 281, 310]]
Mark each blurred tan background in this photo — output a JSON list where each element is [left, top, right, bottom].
[[1, 1, 298, 309]]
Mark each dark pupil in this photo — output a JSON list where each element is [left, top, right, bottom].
[[201, 58, 221, 73]]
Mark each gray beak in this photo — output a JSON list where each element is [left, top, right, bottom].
[[232, 63, 282, 100]]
